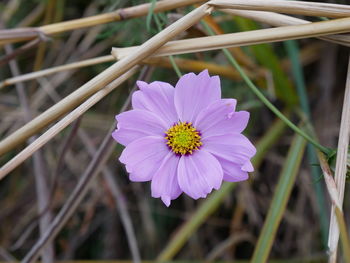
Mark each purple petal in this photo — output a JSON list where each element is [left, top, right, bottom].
[[174, 70, 221, 123], [177, 150, 223, 199], [219, 158, 249, 182], [211, 152, 250, 182], [112, 109, 168, 146], [131, 81, 177, 126], [224, 171, 249, 182], [151, 152, 182, 206], [202, 133, 256, 166], [119, 136, 169, 182], [194, 99, 250, 138]]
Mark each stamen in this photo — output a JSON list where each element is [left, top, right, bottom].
[[165, 122, 202, 155]]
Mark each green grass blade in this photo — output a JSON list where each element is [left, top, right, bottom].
[[156, 118, 286, 262], [146, 0, 157, 32], [285, 40, 329, 248], [151, 11, 182, 78], [251, 134, 307, 262]]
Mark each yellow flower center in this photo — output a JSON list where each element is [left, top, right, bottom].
[[165, 122, 202, 155]]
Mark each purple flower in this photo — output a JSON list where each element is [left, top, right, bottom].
[[112, 70, 256, 206]]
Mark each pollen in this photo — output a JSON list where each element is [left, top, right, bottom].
[[165, 122, 202, 155]]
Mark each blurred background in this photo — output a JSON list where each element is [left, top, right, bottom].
[[0, 0, 349, 262]]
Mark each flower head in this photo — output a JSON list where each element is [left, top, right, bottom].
[[112, 70, 256, 206]]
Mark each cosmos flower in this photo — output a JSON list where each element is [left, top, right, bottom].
[[112, 70, 256, 206]]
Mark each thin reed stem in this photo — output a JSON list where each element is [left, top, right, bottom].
[[220, 9, 350, 47], [328, 56, 350, 263], [335, 207, 350, 263], [0, 55, 259, 88], [113, 17, 350, 58], [0, 0, 206, 46], [0, 55, 114, 89], [208, 0, 350, 18]]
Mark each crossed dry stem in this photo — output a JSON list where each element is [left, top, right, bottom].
[[0, 1, 350, 262]]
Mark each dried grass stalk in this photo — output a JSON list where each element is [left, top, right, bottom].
[[220, 9, 350, 47], [0, 3, 211, 157], [208, 0, 350, 18], [318, 152, 342, 210], [0, 55, 114, 89], [0, 55, 260, 90], [144, 57, 260, 80], [3, 44, 319, 88], [327, 57, 350, 263], [0, 0, 206, 46], [113, 17, 350, 59]]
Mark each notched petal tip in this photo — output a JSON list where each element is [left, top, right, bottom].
[[161, 196, 171, 207], [118, 150, 127, 165], [213, 179, 223, 190], [198, 70, 220, 87], [129, 173, 149, 182], [224, 98, 237, 107], [198, 69, 210, 78], [243, 138, 257, 157], [225, 172, 249, 182], [136, 80, 148, 90], [177, 72, 196, 83], [242, 161, 254, 172], [111, 130, 119, 141], [151, 191, 173, 207]]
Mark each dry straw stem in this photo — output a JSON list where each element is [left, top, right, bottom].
[[318, 152, 342, 211], [0, 3, 212, 158], [220, 9, 350, 47], [0, 56, 255, 89], [113, 17, 350, 59], [317, 151, 349, 263], [0, 0, 206, 46], [334, 207, 350, 263], [0, 43, 319, 89], [144, 57, 261, 80], [0, 67, 138, 179], [327, 57, 350, 263], [208, 0, 350, 18], [0, 55, 114, 89]]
